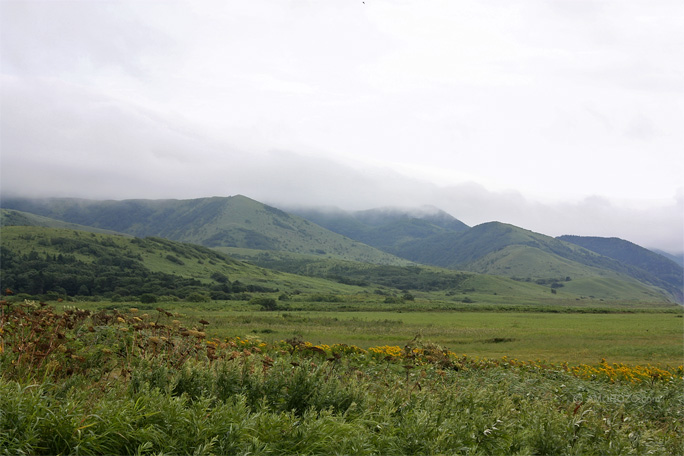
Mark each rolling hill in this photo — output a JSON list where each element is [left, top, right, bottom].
[[0, 226, 370, 300], [1, 209, 129, 236], [394, 222, 682, 303], [1, 225, 675, 307], [558, 235, 683, 302], [2, 196, 680, 303], [288, 206, 469, 254], [0, 196, 408, 266], [296, 214, 682, 303]]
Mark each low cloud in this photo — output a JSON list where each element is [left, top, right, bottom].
[[2, 76, 682, 254]]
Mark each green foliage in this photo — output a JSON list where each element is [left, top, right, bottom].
[[250, 297, 278, 311], [0, 230, 210, 299], [140, 293, 158, 304], [165, 254, 185, 265], [211, 272, 229, 283], [186, 292, 211, 303]]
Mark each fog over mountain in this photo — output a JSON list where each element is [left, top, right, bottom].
[[1, 1, 682, 254]]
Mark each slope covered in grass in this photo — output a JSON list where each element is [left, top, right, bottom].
[[1, 209, 127, 236], [1, 196, 408, 265], [0, 226, 366, 300]]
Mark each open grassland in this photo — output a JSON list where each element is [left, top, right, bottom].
[[1, 301, 682, 455], [205, 311, 684, 365], [72, 300, 683, 365]]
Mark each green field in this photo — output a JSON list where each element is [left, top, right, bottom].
[[73, 300, 684, 365]]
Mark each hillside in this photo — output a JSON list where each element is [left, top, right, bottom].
[[217, 247, 674, 305], [1, 208, 130, 236], [289, 206, 469, 254], [651, 249, 684, 267], [0, 196, 408, 266], [558, 235, 683, 297], [0, 224, 672, 307], [394, 222, 611, 269], [392, 222, 682, 303], [0, 226, 368, 300], [285, 207, 680, 303], [2, 196, 678, 304]]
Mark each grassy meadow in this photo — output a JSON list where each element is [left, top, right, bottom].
[[1, 299, 682, 455], [75, 299, 684, 365]]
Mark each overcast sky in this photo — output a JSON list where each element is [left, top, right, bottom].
[[1, 1, 682, 253]]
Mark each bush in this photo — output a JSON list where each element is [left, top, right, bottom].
[[211, 272, 229, 283], [166, 255, 185, 266], [210, 291, 231, 300], [250, 297, 278, 311], [140, 294, 158, 304], [185, 292, 210, 303]]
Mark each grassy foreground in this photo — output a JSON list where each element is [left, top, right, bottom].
[[1, 301, 683, 455]]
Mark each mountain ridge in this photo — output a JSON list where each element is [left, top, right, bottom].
[[1, 196, 409, 266], [2, 195, 680, 303]]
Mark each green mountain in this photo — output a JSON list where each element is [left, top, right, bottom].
[[558, 235, 683, 301], [0, 223, 674, 306], [396, 222, 609, 269], [1, 209, 128, 236], [285, 208, 680, 301], [0, 226, 369, 300], [288, 206, 469, 254], [651, 249, 684, 267], [386, 222, 682, 303], [0, 196, 408, 266], [2, 196, 679, 304], [216, 247, 673, 304]]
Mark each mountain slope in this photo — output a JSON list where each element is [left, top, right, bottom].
[[395, 222, 581, 268], [3, 197, 678, 303], [1, 196, 409, 266], [0, 226, 368, 299], [558, 235, 683, 301], [1, 209, 128, 236], [288, 206, 469, 254], [393, 222, 681, 302], [651, 249, 684, 268]]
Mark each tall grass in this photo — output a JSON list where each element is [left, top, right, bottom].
[[1, 302, 682, 455]]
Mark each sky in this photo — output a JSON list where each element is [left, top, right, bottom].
[[1, 0, 683, 253]]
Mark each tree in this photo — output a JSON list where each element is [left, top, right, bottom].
[[77, 284, 90, 296]]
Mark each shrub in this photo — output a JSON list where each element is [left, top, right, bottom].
[[166, 255, 185, 265], [186, 292, 210, 303], [140, 293, 158, 304], [250, 296, 278, 311]]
